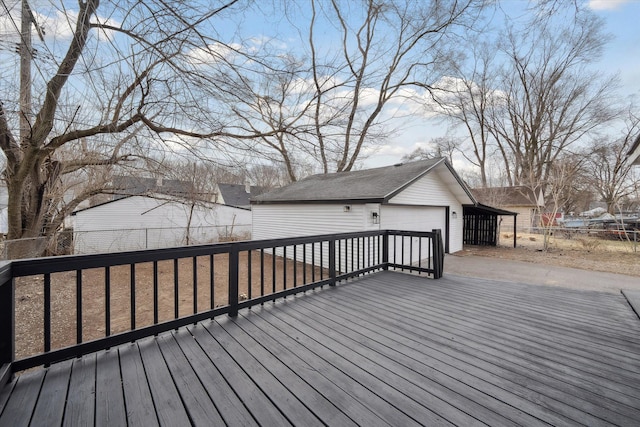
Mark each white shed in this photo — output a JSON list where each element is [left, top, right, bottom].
[[72, 194, 252, 254], [251, 158, 476, 253]]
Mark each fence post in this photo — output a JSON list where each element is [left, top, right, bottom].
[[432, 229, 444, 279], [329, 239, 336, 286], [228, 248, 239, 317], [0, 262, 14, 384], [382, 231, 389, 270]]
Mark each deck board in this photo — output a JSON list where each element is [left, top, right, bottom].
[[30, 359, 72, 427], [63, 353, 96, 427], [118, 341, 158, 426], [1, 270, 640, 426], [95, 350, 126, 427], [137, 337, 191, 426], [155, 332, 225, 426]]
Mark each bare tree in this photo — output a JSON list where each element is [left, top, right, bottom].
[[306, 0, 485, 174], [401, 137, 459, 164], [491, 6, 619, 190], [0, 0, 284, 256], [432, 3, 620, 192], [584, 116, 640, 214], [433, 42, 499, 186]]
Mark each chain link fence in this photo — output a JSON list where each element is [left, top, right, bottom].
[[0, 224, 252, 258]]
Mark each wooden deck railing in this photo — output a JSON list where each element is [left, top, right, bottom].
[[0, 229, 443, 377]]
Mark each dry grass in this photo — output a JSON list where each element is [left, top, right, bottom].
[[474, 231, 640, 277]]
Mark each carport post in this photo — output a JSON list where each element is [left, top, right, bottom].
[[513, 215, 517, 248]]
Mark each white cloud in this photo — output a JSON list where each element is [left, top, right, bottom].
[[588, 0, 631, 10], [185, 42, 243, 66], [0, 6, 119, 42]]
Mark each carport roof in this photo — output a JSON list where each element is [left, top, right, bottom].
[[464, 203, 518, 216], [252, 158, 476, 205]]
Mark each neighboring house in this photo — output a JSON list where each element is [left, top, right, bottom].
[[111, 175, 213, 201], [472, 186, 545, 232], [251, 158, 476, 254], [214, 183, 267, 209], [72, 194, 251, 254]]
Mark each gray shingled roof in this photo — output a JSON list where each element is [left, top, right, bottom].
[[471, 186, 540, 207], [217, 183, 267, 207], [252, 158, 455, 203]]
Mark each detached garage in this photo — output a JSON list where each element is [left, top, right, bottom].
[[72, 194, 252, 254], [251, 158, 476, 253]]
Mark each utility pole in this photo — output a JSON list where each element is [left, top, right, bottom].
[[19, 0, 33, 147]]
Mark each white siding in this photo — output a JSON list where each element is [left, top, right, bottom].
[[381, 205, 446, 265], [252, 203, 381, 270], [73, 196, 251, 254], [387, 172, 464, 253], [499, 206, 536, 232], [252, 203, 374, 240], [252, 167, 467, 256]]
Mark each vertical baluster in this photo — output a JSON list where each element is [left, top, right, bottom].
[[210, 254, 215, 310], [293, 245, 297, 288], [320, 242, 324, 281], [311, 243, 316, 282], [393, 235, 397, 270], [130, 264, 136, 330], [174, 259, 179, 319], [272, 247, 276, 295], [105, 267, 111, 337], [248, 250, 252, 300], [337, 239, 341, 276], [76, 270, 82, 344], [418, 237, 422, 274], [401, 235, 405, 271], [44, 273, 51, 353], [228, 248, 239, 317], [153, 261, 159, 325], [409, 236, 413, 272], [303, 244, 307, 284], [283, 246, 287, 291], [350, 238, 354, 273], [260, 249, 265, 299], [193, 257, 198, 315]]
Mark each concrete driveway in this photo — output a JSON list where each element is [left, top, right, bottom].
[[444, 253, 640, 294]]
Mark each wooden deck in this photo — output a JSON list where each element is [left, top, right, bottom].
[[1, 270, 640, 426]]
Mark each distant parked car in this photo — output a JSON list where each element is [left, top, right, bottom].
[[603, 223, 639, 240]]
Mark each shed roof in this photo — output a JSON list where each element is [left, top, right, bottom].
[[217, 183, 267, 207], [252, 158, 475, 205], [471, 186, 542, 207]]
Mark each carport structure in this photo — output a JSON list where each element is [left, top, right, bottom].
[[463, 204, 518, 247]]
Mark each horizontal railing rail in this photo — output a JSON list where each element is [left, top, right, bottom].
[[0, 229, 443, 375]]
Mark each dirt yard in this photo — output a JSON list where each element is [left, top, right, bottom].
[[458, 231, 640, 278], [13, 231, 639, 361], [14, 252, 325, 360]]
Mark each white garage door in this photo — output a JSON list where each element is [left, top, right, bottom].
[[381, 205, 448, 252]]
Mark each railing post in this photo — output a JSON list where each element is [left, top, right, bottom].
[[329, 239, 336, 286], [228, 247, 239, 317], [432, 229, 444, 279], [0, 262, 14, 384], [382, 231, 389, 270]]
